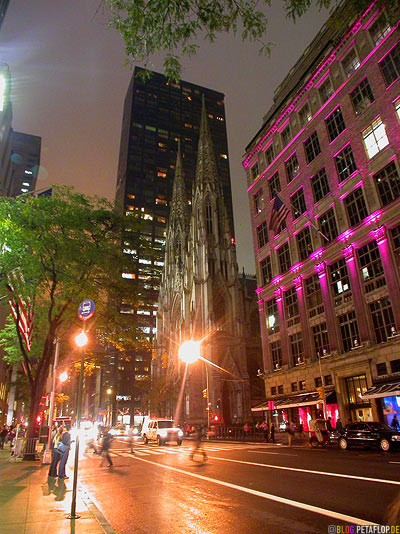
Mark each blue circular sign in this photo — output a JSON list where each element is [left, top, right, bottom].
[[78, 299, 95, 322]]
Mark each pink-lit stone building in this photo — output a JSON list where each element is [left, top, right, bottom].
[[244, 3, 400, 430]]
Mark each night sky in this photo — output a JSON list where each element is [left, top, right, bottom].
[[0, 1, 329, 274]]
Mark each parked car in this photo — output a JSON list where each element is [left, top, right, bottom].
[[338, 422, 400, 452], [142, 419, 183, 446]]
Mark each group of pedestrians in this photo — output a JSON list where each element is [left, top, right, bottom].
[[0, 425, 15, 449], [253, 421, 275, 442]]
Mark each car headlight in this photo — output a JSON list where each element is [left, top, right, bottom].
[[178, 430, 183, 437], [159, 429, 167, 437], [392, 435, 400, 441]]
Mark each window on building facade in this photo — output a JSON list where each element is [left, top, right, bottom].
[[271, 341, 282, 370], [376, 362, 388, 376], [265, 143, 274, 166], [350, 78, 375, 115], [260, 256, 272, 286], [362, 117, 389, 159], [392, 359, 400, 373], [358, 241, 385, 293], [346, 375, 369, 406], [257, 221, 268, 249], [276, 220, 287, 235], [281, 124, 292, 147], [374, 161, 400, 206], [391, 224, 400, 271], [291, 382, 298, 392], [335, 144, 357, 182], [379, 42, 400, 87], [319, 208, 338, 243], [284, 286, 300, 327], [285, 152, 300, 183], [326, 107, 346, 141], [369, 297, 396, 343], [342, 48, 361, 78], [291, 188, 307, 219], [299, 380, 306, 391], [268, 171, 281, 199], [395, 97, 400, 121], [254, 188, 264, 215], [370, 13, 391, 46], [266, 298, 279, 334], [315, 376, 323, 388], [325, 374, 333, 386], [251, 161, 259, 181], [305, 274, 324, 318], [311, 167, 330, 202], [297, 226, 313, 261], [339, 311, 360, 352], [304, 131, 321, 163], [299, 101, 312, 127], [278, 241, 291, 273], [329, 258, 351, 305], [344, 187, 369, 227], [278, 385, 284, 394], [290, 332, 304, 366], [312, 322, 330, 357], [271, 386, 277, 396], [319, 77, 334, 104]]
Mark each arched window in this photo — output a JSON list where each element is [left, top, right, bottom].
[[205, 199, 213, 234]]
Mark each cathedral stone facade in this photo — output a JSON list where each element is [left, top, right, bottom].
[[154, 101, 262, 426]]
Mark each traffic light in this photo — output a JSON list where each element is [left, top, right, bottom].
[[216, 399, 221, 409], [202, 388, 207, 398], [317, 386, 325, 400], [213, 414, 220, 422]]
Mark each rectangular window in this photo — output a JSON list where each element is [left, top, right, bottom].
[[370, 13, 391, 46], [358, 241, 385, 293], [325, 375, 333, 386], [271, 341, 282, 370], [290, 332, 304, 366], [311, 167, 330, 202], [265, 144, 274, 165], [391, 224, 400, 271], [350, 78, 374, 115], [257, 221, 268, 249], [260, 256, 272, 286], [338, 311, 360, 352], [291, 188, 307, 219], [285, 152, 300, 183], [379, 42, 400, 87], [278, 385, 284, 395], [392, 359, 400, 373], [291, 382, 298, 392], [312, 323, 330, 357], [305, 274, 324, 318], [342, 48, 360, 78], [266, 298, 279, 334], [297, 226, 313, 261], [278, 241, 291, 274], [271, 386, 277, 396], [281, 124, 292, 147], [315, 377, 323, 388], [376, 363, 387, 376], [304, 131, 321, 164], [254, 188, 264, 215], [335, 144, 357, 182], [362, 117, 389, 159], [319, 77, 334, 104], [284, 286, 300, 327], [369, 297, 395, 343], [319, 208, 338, 243], [299, 102, 312, 127], [326, 107, 346, 141], [346, 375, 369, 406], [395, 97, 400, 120], [374, 161, 400, 207], [344, 187, 369, 227], [251, 162, 259, 181], [268, 171, 281, 199]]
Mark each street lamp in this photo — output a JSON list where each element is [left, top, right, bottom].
[[59, 371, 68, 383], [69, 329, 88, 520], [106, 388, 113, 426]]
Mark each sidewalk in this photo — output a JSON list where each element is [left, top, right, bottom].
[[0, 448, 114, 534]]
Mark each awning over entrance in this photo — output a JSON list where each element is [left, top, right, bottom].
[[251, 391, 334, 411], [361, 381, 400, 399]]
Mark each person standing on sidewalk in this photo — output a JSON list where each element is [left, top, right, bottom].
[[100, 430, 114, 468], [269, 421, 275, 443], [0, 426, 7, 449], [57, 429, 72, 479]]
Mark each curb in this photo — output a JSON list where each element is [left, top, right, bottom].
[[81, 489, 116, 534]]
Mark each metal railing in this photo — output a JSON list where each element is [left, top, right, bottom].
[[206, 426, 274, 442]]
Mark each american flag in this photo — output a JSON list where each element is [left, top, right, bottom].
[[7, 269, 34, 353], [269, 195, 290, 234]]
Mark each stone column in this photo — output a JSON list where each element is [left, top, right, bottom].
[[314, 261, 340, 354]]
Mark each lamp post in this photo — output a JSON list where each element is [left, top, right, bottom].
[[69, 329, 88, 520]]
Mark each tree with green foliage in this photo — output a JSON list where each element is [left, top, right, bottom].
[[0, 186, 145, 439], [105, 0, 397, 81]]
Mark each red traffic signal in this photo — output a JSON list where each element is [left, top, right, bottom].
[[36, 415, 41, 423], [213, 414, 220, 422]]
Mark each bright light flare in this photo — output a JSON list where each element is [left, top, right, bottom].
[[106, 388, 112, 395], [0, 75, 5, 112], [178, 340, 201, 364], [59, 371, 68, 382], [75, 331, 88, 347]]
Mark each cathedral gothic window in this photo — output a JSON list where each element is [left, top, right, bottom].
[[205, 200, 213, 234]]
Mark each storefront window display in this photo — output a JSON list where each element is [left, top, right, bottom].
[[383, 395, 400, 427]]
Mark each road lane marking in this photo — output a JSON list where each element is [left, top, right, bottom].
[[130, 456, 377, 525], [206, 456, 400, 486], [250, 451, 297, 456]]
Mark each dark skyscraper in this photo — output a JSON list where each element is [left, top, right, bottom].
[[8, 131, 41, 197], [0, 1, 9, 33]]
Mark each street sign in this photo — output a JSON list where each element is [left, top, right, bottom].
[[78, 299, 95, 321]]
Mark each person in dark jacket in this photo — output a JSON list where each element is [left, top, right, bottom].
[[57, 430, 72, 479], [0, 426, 7, 449], [100, 430, 114, 467]]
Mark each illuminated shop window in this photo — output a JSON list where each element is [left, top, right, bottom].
[[362, 117, 389, 159]]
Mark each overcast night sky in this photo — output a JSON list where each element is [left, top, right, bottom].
[[0, 1, 329, 274]]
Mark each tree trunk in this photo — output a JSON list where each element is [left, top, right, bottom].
[[24, 370, 49, 460]]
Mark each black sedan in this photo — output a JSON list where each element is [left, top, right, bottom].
[[338, 422, 400, 452]]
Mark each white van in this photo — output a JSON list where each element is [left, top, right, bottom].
[[142, 419, 183, 446]]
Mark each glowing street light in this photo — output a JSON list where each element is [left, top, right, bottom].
[[178, 340, 201, 364], [59, 371, 68, 383], [106, 387, 112, 395], [75, 331, 88, 347]]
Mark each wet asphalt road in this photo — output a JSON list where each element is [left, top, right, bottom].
[[76, 438, 400, 534]]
